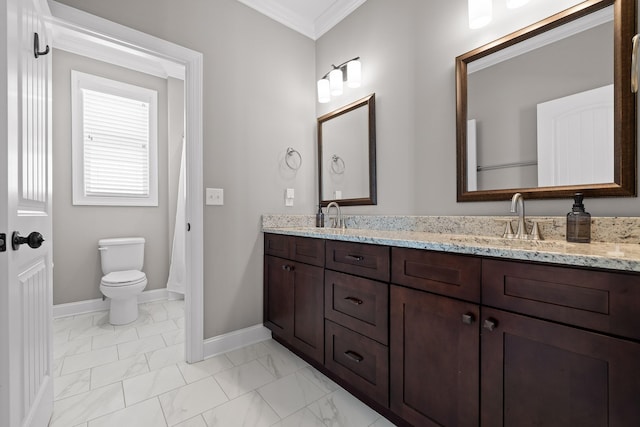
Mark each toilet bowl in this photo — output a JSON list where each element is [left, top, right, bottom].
[[98, 238, 147, 325]]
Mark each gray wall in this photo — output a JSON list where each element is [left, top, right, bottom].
[[52, 49, 174, 304], [316, 0, 640, 217], [55, 0, 317, 338]]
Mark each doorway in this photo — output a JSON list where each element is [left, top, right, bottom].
[[47, 1, 204, 363]]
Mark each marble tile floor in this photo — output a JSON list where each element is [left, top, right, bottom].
[[50, 299, 396, 427]]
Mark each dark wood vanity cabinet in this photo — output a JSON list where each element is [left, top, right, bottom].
[[390, 248, 481, 427], [390, 285, 479, 426], [264, 233, 640, 426], [481, 259, 640, 427], [324, 242, 391, 407], [263, 234, 325, 364], [481, 307, 640, 427]]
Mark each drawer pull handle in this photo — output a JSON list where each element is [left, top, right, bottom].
[[344, 350, 364, 363], [344, 296, 364, 305], [483, 318, 498, 332], [462, 313, 475, 325], [345, 254, 364, 261], [282, 264, 294, 272]]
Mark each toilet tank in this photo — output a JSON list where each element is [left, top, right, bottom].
[[98, 237, 145, 275]]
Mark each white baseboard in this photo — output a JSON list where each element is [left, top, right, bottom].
[[203, 324, 272, 359], [53, 288, 170, 318]]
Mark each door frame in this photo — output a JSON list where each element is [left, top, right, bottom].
[[46, 1, 205, 362]]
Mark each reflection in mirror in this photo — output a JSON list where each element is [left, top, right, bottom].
[[456, 0, 636, 201], [318, 94, 376, 206]]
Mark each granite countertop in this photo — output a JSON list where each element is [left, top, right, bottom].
[[263, 226, 640, 273]]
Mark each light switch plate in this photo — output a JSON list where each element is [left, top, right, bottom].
[[285, 188, 295, 206], [206, 188, 224, 205], [286, 188, 295, 199]]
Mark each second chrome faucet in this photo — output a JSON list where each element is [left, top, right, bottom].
[[510, 192, 528, 239], [509, 193, 543, 240], [326, 201, 345, 229]]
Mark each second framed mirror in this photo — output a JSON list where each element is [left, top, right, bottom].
[[318, 94, 377, 206]]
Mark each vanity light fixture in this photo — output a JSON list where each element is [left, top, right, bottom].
[[317, 57, 361, 103], [469, 0, 529, 29], [468, 0, 492, 29], [506, 0, 529, 9]]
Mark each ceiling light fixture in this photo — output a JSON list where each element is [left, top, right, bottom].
[[317, 57, 361, 104]]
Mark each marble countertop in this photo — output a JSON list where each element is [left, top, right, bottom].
[[263, 227, 640, 273]]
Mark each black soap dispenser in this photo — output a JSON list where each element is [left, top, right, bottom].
[[316, 204, 324, 228], [566, 193, 591, 243]]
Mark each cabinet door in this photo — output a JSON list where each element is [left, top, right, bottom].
[[264, 256, 324, 364], [481, 307, 640, 427], [290, 262, 325, 364], [264, 256, 294, 337], [390, 285, 479, 427]]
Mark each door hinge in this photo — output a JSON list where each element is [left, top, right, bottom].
[[0, 233, 6, 252]]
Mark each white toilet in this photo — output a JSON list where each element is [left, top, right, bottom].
[[99, 237, 148, 325]]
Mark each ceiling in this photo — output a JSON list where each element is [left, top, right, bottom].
[[235, 0, 368, 40]]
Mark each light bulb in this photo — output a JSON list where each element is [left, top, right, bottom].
[[317, 79, 330, 103], [506, 0, 529, 9], [347, 60, 361, 88], [468, 0, 492, 29], [329, 68, 343, 96]]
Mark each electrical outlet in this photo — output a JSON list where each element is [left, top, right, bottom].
[[206, 188, 224, 205], [285, 188, 295, 207]]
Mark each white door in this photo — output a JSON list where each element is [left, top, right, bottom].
[[537, 84, 614, 187], [0, 0, 53, 425]]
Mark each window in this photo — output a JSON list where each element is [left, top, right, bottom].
[[71, 71, 158, 206]]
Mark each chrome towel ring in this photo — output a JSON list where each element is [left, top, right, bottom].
[[285, 147, 302, 170], [331, 154, 345, 174]]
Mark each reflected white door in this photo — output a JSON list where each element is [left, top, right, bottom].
[[0, 0, 53, 425], [537, 84, 614, 187]]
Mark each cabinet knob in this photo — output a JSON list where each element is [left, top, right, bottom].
[[281, 264, 294, 272], [462, 313, 475, 325], [345, 254, 364, 262], [483, 318, 498, 332]]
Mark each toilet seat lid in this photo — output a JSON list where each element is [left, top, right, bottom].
[[102, 270, 146, 286]]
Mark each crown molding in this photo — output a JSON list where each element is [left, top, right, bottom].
[[236, 0, 367, 40], [314, 0, 367, 39]]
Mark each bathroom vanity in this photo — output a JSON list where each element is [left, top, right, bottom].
[[263, 227, 640, 426]]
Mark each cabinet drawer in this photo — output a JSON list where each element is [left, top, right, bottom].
[[264, 234, 324, 267], [326, 240, 389, 281], [391, 247, 481, 303], [264, 233, 290, 259], [325, 320, 389, 407], [291, 236, 325, 267], [325, 270, 389, 345], [483, 259, 640, 340]]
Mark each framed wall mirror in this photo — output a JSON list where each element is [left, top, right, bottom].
[[318, 94, 377, 206], [456, 0, 636, 202]]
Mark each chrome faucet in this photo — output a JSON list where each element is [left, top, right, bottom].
[[510, 193, 529, 239], [326, 201, 344, 229]]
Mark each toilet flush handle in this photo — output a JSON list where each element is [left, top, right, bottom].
[[98, 247, 108, 251]]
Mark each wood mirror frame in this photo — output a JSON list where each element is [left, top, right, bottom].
[[456, 0, 636, 202], [318, 94, 377, 206]]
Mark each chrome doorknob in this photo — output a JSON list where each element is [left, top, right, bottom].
[[12, 231, 45, 250]]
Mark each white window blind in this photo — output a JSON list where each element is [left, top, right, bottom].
[[72, 71, 158, 206], [83, 89, 150, 197]]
